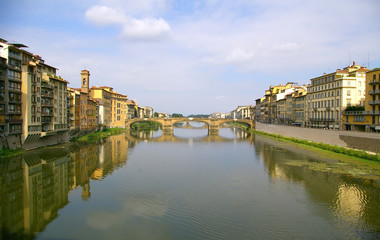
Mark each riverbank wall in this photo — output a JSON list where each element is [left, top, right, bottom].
[[1, 128, 97, 150], [255, 122, 380, 153]]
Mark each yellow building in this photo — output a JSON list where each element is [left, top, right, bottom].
[[366, 68, 380, 130], [41, 64, 69, 133], [67, 87, 80, 131], [110, 88, 128, 128], [90, 85, 127, 128], [90, 86, 112, 127], [126, 99, 138, 119], [263, 82, 295, 123], [342, 68, 380, 132]]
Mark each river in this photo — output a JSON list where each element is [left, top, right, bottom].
[[1, 127, 380, 240]]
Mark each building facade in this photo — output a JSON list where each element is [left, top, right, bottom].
[[306, 62, 368, 129], [342, 68, 380, 132], [0, 40, 23, 142]]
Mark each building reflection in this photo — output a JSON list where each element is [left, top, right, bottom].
[[251, 134, 380, 234], [0, 133, 135, 239]]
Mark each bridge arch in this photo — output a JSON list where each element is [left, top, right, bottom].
[[125, 118, 163, 129], [125, 117, 255, 135]]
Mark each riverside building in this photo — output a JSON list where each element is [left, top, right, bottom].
[[0, 39, 23, 146], [306, 62, 368, 129], [342, 68, 380, 132]]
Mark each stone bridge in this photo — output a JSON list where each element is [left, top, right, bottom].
[[125, 117, 255, 135], [125, 132, 251, 143]]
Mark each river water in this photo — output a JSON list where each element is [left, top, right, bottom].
[[1, 127, 380, 240]]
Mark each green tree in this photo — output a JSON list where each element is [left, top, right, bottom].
[[172, 113, 183, 118]]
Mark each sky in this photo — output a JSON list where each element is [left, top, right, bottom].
[[1, 0, 380, 115]]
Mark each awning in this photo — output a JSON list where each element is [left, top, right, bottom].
[[375, 126, 380, 130]]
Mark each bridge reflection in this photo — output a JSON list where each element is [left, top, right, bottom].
[[125, 117, 255, 135], [128, 128, 251, 143]]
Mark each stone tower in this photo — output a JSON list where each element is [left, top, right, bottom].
[[81, 70, 90, 94]]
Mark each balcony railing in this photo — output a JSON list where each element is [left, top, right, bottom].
[[8, 64, 21, 71], [8, 76, 21, 82], [369, 89, 380, 95], [7, 119, 22, 123], [7, 111, 22, 115], [41, 93, 54, 98], [8, 87, 21, 93], [369, 80, 380, 85], [343, 111, 364, 115], [41, 83, 54, 89], [9, 129, 22, 135], [41, 102, 54, 107], [368, 100, 380, 105], [41, 112, 54, 116], [309, 118, 336, 122], [8, 98, 22, 103]]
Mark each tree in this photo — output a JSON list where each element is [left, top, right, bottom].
[[345, 105, 365, 111], [172, 113, 183, 118]]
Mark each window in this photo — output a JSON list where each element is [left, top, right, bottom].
[[347, 100, 351, 106], [347, 90, 351, 96], [358, 90, 361, 96], [331, 100, 334, 107], [337, 90, 340, 96], [358, 81, 361, 87], [337, 99, 340, 107]]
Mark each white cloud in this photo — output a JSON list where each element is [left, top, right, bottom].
[[85, 5, 126, 26], [272, 42, 302, 52], [224, 48, 254, 64], [85, 4, 172, 42], [121, 17, 171, 41], [99, 0, 174, 15]]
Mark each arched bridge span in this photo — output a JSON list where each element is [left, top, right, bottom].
[[125, 117, 255, 135]]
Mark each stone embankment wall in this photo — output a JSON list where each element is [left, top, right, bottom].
[[1, 128, 97, 150], [256, 122, 380, 153]]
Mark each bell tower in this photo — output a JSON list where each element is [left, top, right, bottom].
[[81, 70, 90, 94]]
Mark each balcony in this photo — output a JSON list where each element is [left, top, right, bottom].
[[41, 118, 52, 123], [368, 100, 380, 105], [362, 110, 380, 115], [9, 129, 22, 135], [343, 111, 365, 115], [8, 87, 21, 93], [8, 76, 21, 82], [7, 111, 22, 115], [369, 80, 380, 85], [41, 102, 54, 107], [8, 98, 22, 104], [369, 89, 380, 95], [41, 83, 54, 89], [7, 119, 22, 123], [309, 118, 335, 122], [41, 112, 54, 116], [41, 93, 54, 98], [8, 64, 21, 71]]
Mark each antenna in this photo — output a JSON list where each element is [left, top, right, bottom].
[[368, 50, 370, 68], [348, 49, 351, 66]]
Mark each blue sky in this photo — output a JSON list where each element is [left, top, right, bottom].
[[1, 0, 380, 115]]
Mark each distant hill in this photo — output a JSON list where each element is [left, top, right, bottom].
[[187, 114, 210, 118]]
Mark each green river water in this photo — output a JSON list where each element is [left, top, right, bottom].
[[1, 127, 379, 239]]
